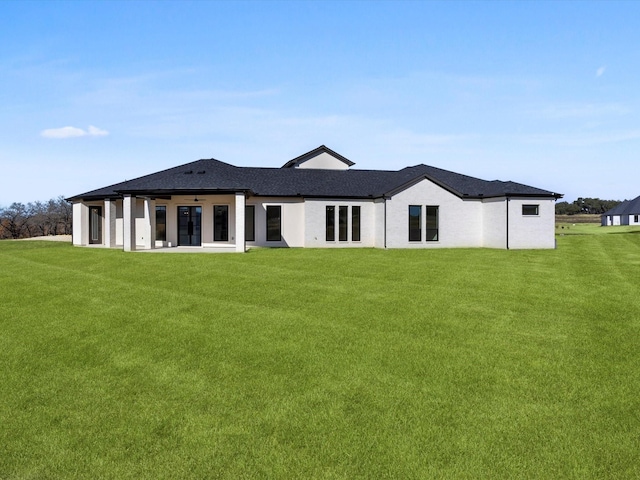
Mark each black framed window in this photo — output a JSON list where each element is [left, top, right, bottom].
[[156, 206, 166, 241], [426, 206, 439, 241], [522, 204, 539, 216], [339, 206, 348, 241], [635, 215, 639, 223], [266, 205, 281, 242], [409, 205, 421, 241], [351, 206, 361, 242], [326, 206, 335, 241], [89, 206, 102, 244], [214, 205, 229, 241], [245, 205, 255, 241]]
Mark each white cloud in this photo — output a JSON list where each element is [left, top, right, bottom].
[[87, 125, 109, 136], [41, 125, 109, 139], [596, 66, 606, 77]]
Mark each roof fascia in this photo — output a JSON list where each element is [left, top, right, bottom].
[[115, 188, 254, 196]]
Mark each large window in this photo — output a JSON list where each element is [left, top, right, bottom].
[[351, 206, 361, 242], [339, 206, 348, 241], [245, 205, 255, 241], [426, 206, 438, 241], [156, 206, 166, 241], [326, 205, 361, 242], [409, 205, 422, 241], [522, 204, 539, 216], [326, 206, 335, 241], [266, 206, 281, 242], [409, 205, 439, 242], [214, 205, 229, 241]]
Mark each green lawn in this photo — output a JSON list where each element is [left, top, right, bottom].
[[1, 235, 639, 479]]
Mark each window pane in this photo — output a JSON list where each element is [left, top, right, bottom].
[[214, 205, 229, 241], [266, 206, 281, 242], [245, 205, 255, 241], [351, 206, 361, 242], [522, 204, 539, 216], [156, 206, 166, 241], [409, 205, 421, 241], [426, 206, 438, 241], [339, 206, 348, 241], [326, 206, 335, 241]]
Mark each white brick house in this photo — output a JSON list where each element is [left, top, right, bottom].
[[67, 146, 562, 251]]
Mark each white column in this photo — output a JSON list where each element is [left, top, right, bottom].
[[142, 198, 156, 250], [72, 202, 88, 246], [104, 199, 117, 248], [123, 195, 136, 252], [235, 192, 246, 252]]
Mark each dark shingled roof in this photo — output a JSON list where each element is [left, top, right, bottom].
[[602, 195, 640, 216], [67, 148, 562, 201]]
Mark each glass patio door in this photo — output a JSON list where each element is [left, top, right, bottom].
[[178, 206, 202, 246]]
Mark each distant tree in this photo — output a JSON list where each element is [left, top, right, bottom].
[[0, 196, 72, 239], [0, 203, 33, 239], [556, 198, 623, 215]]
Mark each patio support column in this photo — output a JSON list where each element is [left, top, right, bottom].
[[72, 202, 88, 246], [104, 199, 116, 248], [123, 195, 136, 252], [142, 198, 156, 250], [235, 192, 246, 252]]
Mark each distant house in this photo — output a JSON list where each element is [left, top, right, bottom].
[[601, 195, 640, 226], [66, 145, 562, 251]]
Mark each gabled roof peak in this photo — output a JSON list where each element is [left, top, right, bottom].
[[281, 145, 355, 170]]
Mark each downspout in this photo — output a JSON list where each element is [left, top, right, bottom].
[[506, 196, 510, 250], [384, 196, 387, 249]]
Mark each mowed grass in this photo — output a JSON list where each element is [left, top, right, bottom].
[[1, 236, 640, 479]]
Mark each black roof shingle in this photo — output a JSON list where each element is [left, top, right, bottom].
[[67, 148, 562, 201]]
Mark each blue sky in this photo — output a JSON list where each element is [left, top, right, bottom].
[[2, 0, 639, 206]]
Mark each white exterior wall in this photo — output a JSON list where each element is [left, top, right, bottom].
[[481, 197, 507, 249], [373, 199, 386, 248], [507, 198, 556, 249], [385, 179, 483, 248], [72, 190, 557, 251], [295, 152, 350, 170], [629, 214, 640, 225], [304, 199, 376, 248], [246, 197, 305, 247]]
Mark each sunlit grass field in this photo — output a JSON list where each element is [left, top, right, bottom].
[[1, 233, 639, 479]]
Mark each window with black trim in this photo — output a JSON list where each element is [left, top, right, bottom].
[[426, 206, 438, 241], [409, 205, 422, 241], [266, 206, 281, 241], [352, 206, 361, 242], [339, 206, 348, 241], [245, 205, 255, 241], [326, 206, 335, 241], [214, 205, 229, 241], [156, 206, 166, 241], [522, 204, 539, 216]]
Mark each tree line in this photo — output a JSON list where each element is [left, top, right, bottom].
[[0, 194, 626, 238], [555, 197, 622, 215], [0, 196, 73, 239]]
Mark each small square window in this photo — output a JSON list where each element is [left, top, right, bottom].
[[522, 204, 539, 216]]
